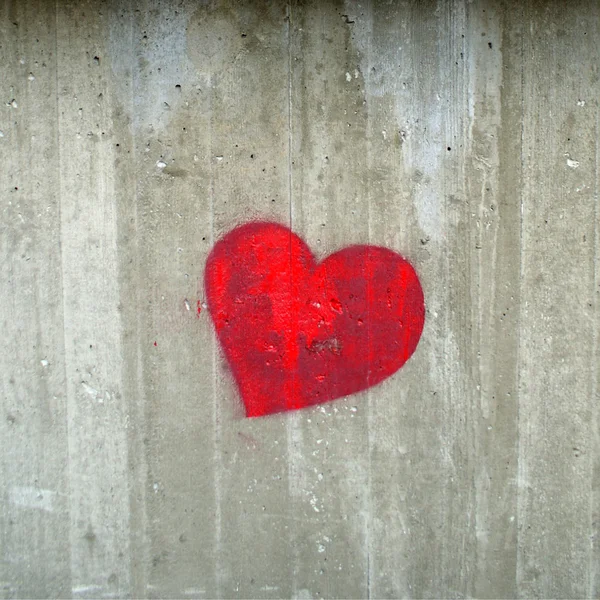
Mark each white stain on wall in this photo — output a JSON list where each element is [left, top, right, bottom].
[[9, 486, 58, 512], [107, 2, 198, 133], [346, 0, 449, 243]]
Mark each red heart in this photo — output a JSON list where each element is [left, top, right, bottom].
[[205, 222, 425, 417]]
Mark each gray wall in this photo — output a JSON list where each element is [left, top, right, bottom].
[[1, 0, 599, 598]]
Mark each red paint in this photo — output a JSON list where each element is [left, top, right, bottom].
[[154, 341, 158, 347], [205, 222, 425, 417], [197, 300, 202, 318]]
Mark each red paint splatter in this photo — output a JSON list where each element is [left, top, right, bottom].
[[205, 222, 425, 418], [197, 300, 202, 318], [153, 341, 158, 347]]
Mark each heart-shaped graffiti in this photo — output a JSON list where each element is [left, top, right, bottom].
[[205, 222, 425, 417]]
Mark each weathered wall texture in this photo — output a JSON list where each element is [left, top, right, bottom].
[[1, 0, 599, 598]]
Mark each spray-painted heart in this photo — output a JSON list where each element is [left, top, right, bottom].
[[205, 222, 425, 417]]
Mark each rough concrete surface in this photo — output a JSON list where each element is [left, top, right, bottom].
[[1, 0, 599, 598]]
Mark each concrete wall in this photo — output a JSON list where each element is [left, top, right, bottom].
[[1, 0, 599, 598]]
